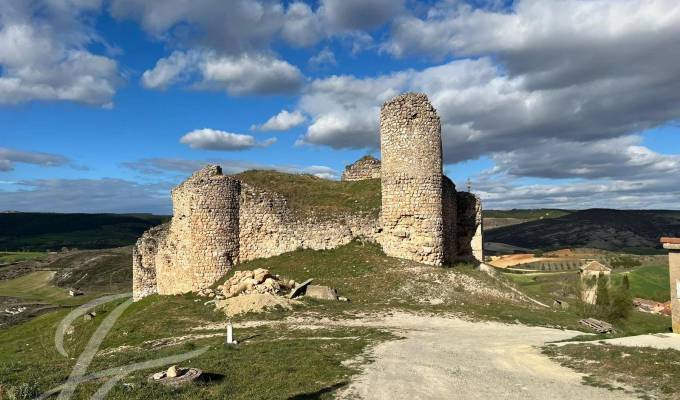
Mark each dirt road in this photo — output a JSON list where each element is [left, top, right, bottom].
[[336, 313, 637, 400]]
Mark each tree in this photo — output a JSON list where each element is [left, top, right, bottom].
[[622, 274, 630, 290], [610, 275, 632, 319], [595, 272, 610, 309]]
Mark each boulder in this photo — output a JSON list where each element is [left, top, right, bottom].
[[305, 285, 338, 301]]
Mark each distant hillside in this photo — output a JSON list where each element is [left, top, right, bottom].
[[483, 209, 573, 230], [486, 209, 680, 253], [0, 213, 168, 251]]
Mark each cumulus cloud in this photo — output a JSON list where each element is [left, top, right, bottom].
[[252, 110, 306, 131], [0, 178, 171, 214], [123, 157, 340, 180], [180, 129, 277, 151], [492, 136, 680, 180], [309, 47, 337, 68], [109, 0, 285, 54], [0, 148, 70, 171], [319, 0, 404, 32], [141, 51, 302, 95], [282, 2, 322, 47], [0, 1, 120, 105]]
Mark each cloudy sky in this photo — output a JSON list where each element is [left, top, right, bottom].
[[1, 0, 679, 213]]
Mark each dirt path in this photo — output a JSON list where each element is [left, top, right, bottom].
[[335, 313, 637, 400], [555, 332, 680, 351]]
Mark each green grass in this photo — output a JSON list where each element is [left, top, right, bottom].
[[0, 271, 70, 302], [504, 270, 671, 336], [543, 343, 680, 399], [235, 170, 381, 218], [0, 294, 392, 400], [0, 251, 46, 264], [0, 241, 673, 398], [612, 265, 670, 302]]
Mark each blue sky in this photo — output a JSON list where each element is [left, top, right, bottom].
[[1, 0, 679, 213]]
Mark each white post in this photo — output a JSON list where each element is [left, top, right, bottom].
[[227, 321, 233, 344]]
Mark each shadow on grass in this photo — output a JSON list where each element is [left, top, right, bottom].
[[197, 372, 225, 384], [287, 382, 348, 400]]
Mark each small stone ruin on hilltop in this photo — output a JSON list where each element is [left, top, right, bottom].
[[341, 155, 381, 181], [133, 93, 484, 301]]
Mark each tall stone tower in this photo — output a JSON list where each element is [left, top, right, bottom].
[[379, 93, 446, 266], [153, 165, 240, 295]]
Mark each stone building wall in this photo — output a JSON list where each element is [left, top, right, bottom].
[[456, 192, 484, 263], [341, 155, 381, 181], [239, 184, 378, 261], [379, 92, 446, 266]]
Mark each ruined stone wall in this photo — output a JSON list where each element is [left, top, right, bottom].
[[132, 223, 167, 300], [442, 176, 458, 263], [379, 93, 446, 266], [456, 192, 484, 263], [239, 183, 378, 261], [341, 155, 381, 181], [133, 166, 240, 300]]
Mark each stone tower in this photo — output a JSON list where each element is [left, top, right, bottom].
[[133, 165, 241, 299], [379, 93, 446, 266]]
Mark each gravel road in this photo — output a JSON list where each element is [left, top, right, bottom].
[[337, 313, 637, 400]]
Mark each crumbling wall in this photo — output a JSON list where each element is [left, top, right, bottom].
[[341, 155, 381, 181], [441, 176, 458, 263], [133, 166, 240, 300], [456, 192, 484, 263], [132, 223, 167, 300], [239, 183, 378, 261], [379, 93, 446, 266]]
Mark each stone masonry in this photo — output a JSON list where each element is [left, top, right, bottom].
[[341, 155, 381, 181], [661, 237, 680, 333], [379, 92, 449, 265], [133, 92, 484, 300], [133, 166, 240, 300]]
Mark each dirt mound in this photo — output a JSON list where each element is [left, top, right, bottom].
[[215, 293, 298, 317]]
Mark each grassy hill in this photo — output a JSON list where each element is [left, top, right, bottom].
[[0, 213, 168, 251], [486, 209, 680, 253], [235, 170, 381, 217]]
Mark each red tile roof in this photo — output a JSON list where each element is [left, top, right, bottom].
[[661, 237, 680, 244]]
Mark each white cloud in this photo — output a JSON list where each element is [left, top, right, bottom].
[[180, 129, 277, 151], [200, 53, 302, 95], [109, 0, 285, 54], [282, 2, 322, 47], [252, 110, 306, 132], [319, 0, 404, 32], [0, 2, 120, 105], [141, 51, 302, 95], [0, 147, 70, 171], [309, 47, 337, 68], [141, 51, 198, 89]]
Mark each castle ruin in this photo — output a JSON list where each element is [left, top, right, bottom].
[[133, 93, 484, 300], [341, 155, 381, 181]]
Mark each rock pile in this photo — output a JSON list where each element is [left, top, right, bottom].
[[219, 268, 294, 298], [196, 268, 295, 300]]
